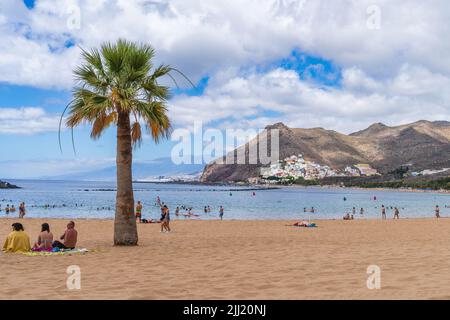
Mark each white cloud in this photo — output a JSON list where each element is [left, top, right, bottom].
[[169, 66, 450, 133], [0, 107, 62, 134], [0, 0, 449, 132]]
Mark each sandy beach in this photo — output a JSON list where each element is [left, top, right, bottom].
[[1, 217, 450, 300]]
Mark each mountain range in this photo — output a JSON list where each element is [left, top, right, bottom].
[[201, 120, 450, 182]]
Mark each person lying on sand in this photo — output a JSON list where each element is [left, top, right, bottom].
[[291, 220, 317, 227], [52, 221, 78, 250], [3, 223, 31, 253], [32, 223, 53, 251]]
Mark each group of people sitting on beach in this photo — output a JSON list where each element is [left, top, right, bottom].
[[0, 202, 26, 218], [2, 221, 78, 253]]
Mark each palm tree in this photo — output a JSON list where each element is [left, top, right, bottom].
[[63, 39, 188, 245]]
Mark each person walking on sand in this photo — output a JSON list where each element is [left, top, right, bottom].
[[135, 201, 143, 223], [435, 205, 440, 218], [219, 206, 224, 220], [393, 207, 400, 219], [381, 205, 386, 220]]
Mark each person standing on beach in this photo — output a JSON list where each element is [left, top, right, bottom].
[[19, 202, 25, 218], [435, 205, 440, 218], [360, 207, 364, 215], [135, 201, 143, 223], [161, 205, 171, 232], [381, 205, 386, 220], [352, 207, 356, 216], [393, 207, 400, 219], [219, 206, 224, 220]]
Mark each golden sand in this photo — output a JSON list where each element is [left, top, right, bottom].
[[1, 217, 450, 300]]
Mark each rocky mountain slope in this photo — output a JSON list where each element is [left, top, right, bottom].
[[201, 120, 450, 182]]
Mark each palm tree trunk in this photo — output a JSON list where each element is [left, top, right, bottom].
[[114, 111, 138, 245]]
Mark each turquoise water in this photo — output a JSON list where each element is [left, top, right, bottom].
[[1, 180, 449, 220]]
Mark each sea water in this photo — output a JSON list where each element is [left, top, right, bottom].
[[1, 179, 449, 220]]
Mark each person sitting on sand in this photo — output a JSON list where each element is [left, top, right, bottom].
[[135, 201, 143, 223], [3, 223, 31, 253], [393, 207, 400, 219], [343, 213, 351, 220], [435, 205, 440, 218], [52, 221, 78, 250], [33, 223, 53, 251]]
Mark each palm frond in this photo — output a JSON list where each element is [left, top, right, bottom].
[[131, 121, 142, 147]]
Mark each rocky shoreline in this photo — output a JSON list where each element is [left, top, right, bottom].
[[0, 180, 20, 189]]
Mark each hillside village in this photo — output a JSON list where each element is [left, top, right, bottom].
[[259, 154, 378, 183], [257, 154, 448, 184]]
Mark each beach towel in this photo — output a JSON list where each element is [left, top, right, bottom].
[[2, 231, 31, 253], [21, 248, 90, 256]]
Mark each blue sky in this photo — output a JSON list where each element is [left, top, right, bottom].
[[0, 0, 449, 178]]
